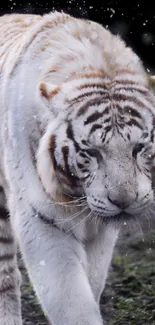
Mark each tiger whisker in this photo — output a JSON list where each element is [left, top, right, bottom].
[[59, 188, 87, 200], [53, 209, 93, 246], [44, 200, 87, 209], [62, 209, 93, 242], [56, 206, 88, 226], [38, 196, 87, 210]]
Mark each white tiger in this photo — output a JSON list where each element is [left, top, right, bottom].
[[0, 10, 155, 325]]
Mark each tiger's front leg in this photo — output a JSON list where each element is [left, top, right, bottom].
[[13, 204, 104, 325], [0, 206, 22, 325], [86, 225, 119, 304]]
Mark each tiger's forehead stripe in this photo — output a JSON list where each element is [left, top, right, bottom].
[[117, 106, 142, 119], [62, 67, 154, 129], [76, 99, 110, 118], [114, 81, 148, 92], [66, 74, 110, 107], [76, 83, 109, 90], [89, 124, 103, 135], [65, 76, 153, 140], [67, 90, 108, 108], [84, 111, 109, 125]]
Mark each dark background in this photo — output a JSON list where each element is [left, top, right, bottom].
[[1, 0, 155, 72]]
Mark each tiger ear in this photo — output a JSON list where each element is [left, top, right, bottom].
[[39, 81, 61, 100], [149, 76, 155, 91]]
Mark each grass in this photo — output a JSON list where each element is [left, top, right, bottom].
[[102, 227, 155, 325]]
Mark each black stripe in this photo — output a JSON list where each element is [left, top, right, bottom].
[[62, 146, 70, 174], [81, 168, 89, 173], [117, 123, 125, 130], [127, 119, 143, 130], [118, 115, 125, 122], [104, 125, 112, 133], [56, 165, 77, 187], [0, 254, 14, 262], [84, 159, 90, 164], [0, 207, 9, 220], [0, 237, 13, 244], [142, 132, 149, 139], [77, 97, 109, 118], [84, 106, 110, 125], [85, 149, 102, 163], [115, 125, 126, 138], [77, 83, 108, 90], [0, 284, 15, 294], [38, 213, 59, 227], [49, 137, 77, 185], [104, 117, 111, 124], [76, 101, 90, 117], [68, 90, 108, 107], [66, 122, 80, 152], [89, 124, 102, 135], [84, 111, 104, 125], [48, 135, 57, 170], [85, 149, 97, 157], [31, 207, 59, 227], [114, 93, 149, 110], [124, 106, 142, 119], [79, 151, 90, 159], [101, 125, 112, 142], [114, 86, 148, 96], [77, 162, 85, 169], [38, 212, 79, 240], [81, 139, 89, 146], [151, 129, 154, 142], [115, 79, 140, 85], [61, 146, 78, 186], [79, 176, 90, 181]]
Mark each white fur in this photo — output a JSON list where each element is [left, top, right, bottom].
[[0, 11, 155, 325]]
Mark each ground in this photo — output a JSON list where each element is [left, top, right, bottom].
[[19, 220, 155, 325]]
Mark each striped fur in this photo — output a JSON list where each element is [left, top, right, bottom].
[[0, 11, 155, 325]]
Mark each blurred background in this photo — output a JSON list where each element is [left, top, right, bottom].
[[1, 0, 155, 74], [1, 1, 155, 324]]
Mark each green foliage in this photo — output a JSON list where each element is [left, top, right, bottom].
[[102, 229, 155, 325]]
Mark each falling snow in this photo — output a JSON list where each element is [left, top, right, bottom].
[[39, 260, 46, 266]]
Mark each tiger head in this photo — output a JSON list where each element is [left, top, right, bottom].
[[36, 73, 155, 222]]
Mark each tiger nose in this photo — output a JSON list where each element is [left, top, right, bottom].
[[107, 191, 136, 209], [108, 195, 129, 209]]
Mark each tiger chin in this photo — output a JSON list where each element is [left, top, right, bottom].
[[0, 10, 155, 325]]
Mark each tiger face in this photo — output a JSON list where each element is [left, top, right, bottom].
[[37, 76, 155, 221]]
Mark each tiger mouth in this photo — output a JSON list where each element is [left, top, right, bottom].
[[101, 211, 134, 223]]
